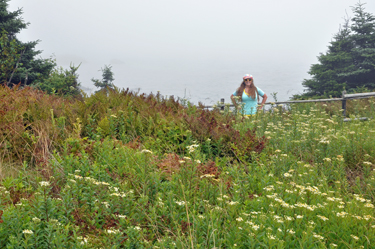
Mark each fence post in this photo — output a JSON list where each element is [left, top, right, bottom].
[[342, 91, 347, 117], [220, 98, 225, 111]]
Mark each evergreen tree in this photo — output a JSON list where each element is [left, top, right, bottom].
[[35, 64, 81, 97], [344, 1, 375, 90], [0, 0, 54, 86], [91, 65, 115, 93], [0, 29, 22, 84], [302, 18, 355, 97], [298, 2, 375, 98], [0, 0, 26, 37]]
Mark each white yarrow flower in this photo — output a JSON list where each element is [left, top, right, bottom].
[[39, 181, 50, 187]]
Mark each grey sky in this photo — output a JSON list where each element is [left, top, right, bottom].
[[7, 0, 375, 102]]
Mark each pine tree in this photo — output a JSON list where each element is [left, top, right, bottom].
[[344, 1, 375, 90], [35, 64, 81, 96], [0, 0, 27, 37], [301, 18, 354, 97], [91, 65, 115, 93], [0, 0, 54, 86], [0, 30, 22, 84], [298, 1, 375, 99]]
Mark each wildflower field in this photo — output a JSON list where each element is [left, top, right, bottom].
[[0, 86, 375, 248]]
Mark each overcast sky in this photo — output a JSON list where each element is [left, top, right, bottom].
[[7, 0, 375, 102]]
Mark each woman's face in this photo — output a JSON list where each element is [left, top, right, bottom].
[[244, 78, 253, 86]]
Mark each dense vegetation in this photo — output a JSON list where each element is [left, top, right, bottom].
[[1, 86, 375, 248], [297, 2, 375, 99], [2, 0, 375, 247]]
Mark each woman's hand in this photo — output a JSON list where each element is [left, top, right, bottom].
[[258, 94, 268, 110]]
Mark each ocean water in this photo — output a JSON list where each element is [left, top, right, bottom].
[[82, 59, 311, 106]]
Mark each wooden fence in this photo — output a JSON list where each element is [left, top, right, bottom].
[[204, 91, 375, 118]]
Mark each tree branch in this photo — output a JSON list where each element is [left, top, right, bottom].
[[7, 48, 25, 86]]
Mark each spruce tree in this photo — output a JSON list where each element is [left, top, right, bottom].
[[36, 64, 81, 96], [298, 1, 375, 98], [0, 0, 54, 86], [301, 18, 354, 98], [0, 30, 22, 84], [91, 65, 115, 93], [344, 1, 375, 90]]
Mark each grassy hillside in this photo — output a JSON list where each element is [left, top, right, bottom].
[[0, 86, 375, 248]]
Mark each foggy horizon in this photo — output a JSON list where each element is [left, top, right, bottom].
[[7, 0, 375, 103]]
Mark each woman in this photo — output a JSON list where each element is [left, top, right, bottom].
[[230, 74, 267, 115]]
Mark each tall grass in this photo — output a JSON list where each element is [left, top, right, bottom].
[[0, 86, 374, 248]]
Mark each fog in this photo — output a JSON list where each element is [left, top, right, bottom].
[[8, 0, 375, 103]]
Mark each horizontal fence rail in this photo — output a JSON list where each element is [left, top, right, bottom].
[[343, 92, 375, 99], [203, 91, 375, 118]]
